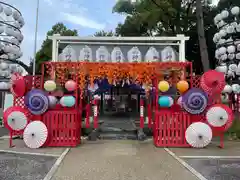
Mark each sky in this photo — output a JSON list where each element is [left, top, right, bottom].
[[4, 0, 126, 65], [5, 0, 219, 66]]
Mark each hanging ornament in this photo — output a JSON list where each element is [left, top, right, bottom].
[[158, 81, 170, 92], [182, 88, 208, 114], [222, 84, 232, 93], [60, 96, 76, 107], [48, 96, 58, 108], [23, 121, 48, 149], [10, 73, 26, 97], [158, 96, 171, 107], [65, 80, 77, 91], [3, 106, 30, 132], [24, 89, 49, 115], [44, 80, 56, 92], [176, 80, 189, 93], [232, 84, 240, 94], [185, 122, 212, 148]]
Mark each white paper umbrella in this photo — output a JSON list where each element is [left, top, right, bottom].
[[185, 122, 212, 148], [23, 121, 48, 149], [206, 106, 228, 127]]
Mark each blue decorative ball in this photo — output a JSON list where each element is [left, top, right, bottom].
[[60, 96, 76, 107], [158, 96, 170, 107]]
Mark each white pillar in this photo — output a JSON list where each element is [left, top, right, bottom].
[[52, 38, 57, 62], [177, 34, 186, 62]]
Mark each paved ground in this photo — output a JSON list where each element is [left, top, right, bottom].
[[0, 128, 9, 137], [168, 141, 240, 157], [52, 140, 198, 180], [185, 158, 240, 180], [0, 152, 56, 180]]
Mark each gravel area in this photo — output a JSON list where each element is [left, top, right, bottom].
[[0, 152, 56, 180]]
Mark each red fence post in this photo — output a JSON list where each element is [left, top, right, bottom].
[[93, 99, 98, 129], [85, 103, 90, 128], [147, 98, 152, 128], [140, 98, 144, 128]]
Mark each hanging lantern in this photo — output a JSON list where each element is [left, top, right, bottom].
[[158, 81, 169, 92], [65, 80, 77, 91], [48, 96, 58, 108], [222, 85, 232, 93], [60, 96, 76, 107], [158, 96, 171, 107], [232, 84, 240, 94], [44, 80, 56, 92], [176, 80, 189, 93]]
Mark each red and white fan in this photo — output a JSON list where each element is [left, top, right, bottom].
[[206, 104, 234, 131], [185, 122, 212, 148], [10, 73, 26, 97], [23, 121, 48, 149], [3, 106, 30, 132]]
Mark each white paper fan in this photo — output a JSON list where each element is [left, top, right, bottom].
[[185, 122, 212, 148], [7, 111, 28, 131], [23, 121, 48, 149], [206, 106, 228, 127]]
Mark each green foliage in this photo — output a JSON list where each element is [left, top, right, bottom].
[[94, 30, 115, 37], [35, 22, 78, 74]]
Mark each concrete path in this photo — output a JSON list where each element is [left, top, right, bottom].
[[52, 140, 198, 180]]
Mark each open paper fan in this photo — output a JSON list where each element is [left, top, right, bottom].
[[206, 104, 233, 131], [24, 89, 49, 115], [10, 73, 26, 97], [185, 122, 212, 148], [200, 70, 225, 95], [23, 121, 48, 149], [182, 88, 208, 114], [3, 106, 29, 132]]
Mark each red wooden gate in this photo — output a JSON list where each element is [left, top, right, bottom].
[[154, 111, 191, 147]]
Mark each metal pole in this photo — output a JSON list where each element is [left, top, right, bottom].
[[32, 0, 40, 76]]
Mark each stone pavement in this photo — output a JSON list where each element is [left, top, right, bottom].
[[52, 140, 198, 180]]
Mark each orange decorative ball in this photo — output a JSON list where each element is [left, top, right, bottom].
[[176, 80, 189, 93]]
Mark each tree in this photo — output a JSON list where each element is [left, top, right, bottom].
[[34, 23, 78, 74], [113, 0, 216, 73], [94, 30, 115, 36]]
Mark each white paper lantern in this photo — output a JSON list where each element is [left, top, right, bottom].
[[215, 64, 227, 73], [222, 85, 232, 93], [0, 82, 9, 89], [227, 45, 236, 53], [226, 25, 235, 34], [221, 10, 229, 19], [215, 14, 222, 22], [236, 24, 240, 32], [219, 29, 227, 37], [0, 26, 4, 34], [229, 64, 238, 72], [0, 4, 3, 13], [236, 53, 240, 60], [12, 11, 20, 20], [219, 47, 227, 54], [228, 53, 235, 60], [0, 62, 8, 70], [231, 6, 240, 15], [218, 20, 225, 28], [221, 54, 228, 61], [232, 84, 240, 94], [218, 39, 226, 45], [4, 7, 12, 16], [0, 54, 8, 59]]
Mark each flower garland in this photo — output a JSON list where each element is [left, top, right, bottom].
[[44, 62, 189, 89]]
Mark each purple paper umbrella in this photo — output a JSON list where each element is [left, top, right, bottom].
[[182, 88, 208, 114], [24, 89, 49, 115]]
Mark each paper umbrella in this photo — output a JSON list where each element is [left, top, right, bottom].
[[185, 122, 212, 148], [23, 121, 48, 149]]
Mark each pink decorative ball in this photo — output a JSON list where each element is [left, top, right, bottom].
[[65, 80, 77, 91]]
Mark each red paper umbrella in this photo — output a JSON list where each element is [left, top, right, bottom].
[[200, 70, 225, 95], [3, 106, 30, 132], [206, 104, 234, 131], [10, 73, 26, 97]]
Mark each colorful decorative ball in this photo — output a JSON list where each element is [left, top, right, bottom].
[[48, 96, 58, 108], [60, 96, 76, 107], [158, 96, 170, 107], [24, 89, 49, 115], [158, 81, 170, 92], [177, 96, 183, 107], [65, 80, 77, 92], [168, 96, 174, 107], [44, 80, 56, 92], [176, 80, 189, 93]]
